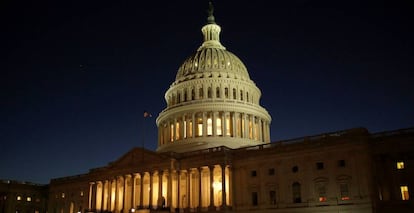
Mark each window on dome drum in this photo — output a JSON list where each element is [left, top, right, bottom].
[[400, 185, 409, 200], [252, 192, 258, 206], [184, 90, 187, 101], [207, 117, 213, 136], [216, 117, 222, 136], [316, 162, 324, 170], [188, 120, 193, 138], [199, 88, 203, 99], [292, 182, 301, 203], [236, 115, 241, 137], [196, 117, 203, 137], [338, 160, 346, 167], [191, 88, 195, 100], [268, 168, 275, 175], [170, 124, 174, 142], [225, 114, 232, 136], [340, 183, 350, 200], [233, 88, 237, 99], [175, 121, 180, 140], [208, 87, 212, 98], [225, 88, 229, 98], [216, 87, 220, 98], [177, 93, 181, 103], [240, 90, 243, 101], [397, 161, 405, 169], [183, 120, 187, 139]]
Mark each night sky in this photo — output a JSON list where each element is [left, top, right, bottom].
[[2, 0, 413, 184]]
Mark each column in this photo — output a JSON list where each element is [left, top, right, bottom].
[[132, 174, 136, 210], [221, 165, 227, 209], [232, 112, 236, 138], [187, 169, 191, 210], [244, 114, 249, 139], [203, 112, 207, 137], [89, 182, 94, 210], [177, 170, 181, 210], [209, 166, 215, 210], [158, 171, 163, 209], [167, 170, 172, 211], [140, 173, 144, 208], [212, 112, 217, 136], [192, 113, 196, 138], [149, 172, 153, 209], [198, 167, 202, 211]]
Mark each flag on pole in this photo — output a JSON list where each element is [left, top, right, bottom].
[[143, 111, 152, 118]]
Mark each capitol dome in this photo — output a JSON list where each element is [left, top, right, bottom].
[[156, 3, 272, 153]]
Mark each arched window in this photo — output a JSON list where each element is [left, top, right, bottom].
[[216, 87, 220, 98], [246, 91, 249, 102], [225, 88, 229, 98], [177, 92, 181, 104], [199, 88, 203, 99], [208, 87, 212, 98], [240, 90, 244, 101], [191, 88, 195, 100], [184, 90, 187, 102], [233, 88, 237, 100], [292, 182, 301, 203]]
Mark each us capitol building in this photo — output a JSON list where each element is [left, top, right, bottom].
[[2, 3, 413, 213]]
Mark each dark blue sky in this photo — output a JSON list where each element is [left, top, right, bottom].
[[2, 0, 413, 184]]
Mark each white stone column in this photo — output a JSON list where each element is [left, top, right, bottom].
[[212, 112, 217, 136], [89, 182, 94, 210], [192, 113, 196, 138]]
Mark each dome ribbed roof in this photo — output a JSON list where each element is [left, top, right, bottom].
[[175, 48, 250, 82], [173, 8, 251, 84]]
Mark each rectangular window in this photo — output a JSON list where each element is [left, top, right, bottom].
[[26, 197, 31, 202], [251, 170, 257, 177], [183, 120, 187, 138], [269, 190, 276, 205], [17, 196, 21, 201], [401, 185, 409, 200], [170, 124, 174, 142], [175, 121, 180, 140], [225, 115, 231, 136], [188, 120, 193, 137], [340, 183, 350, 200], [196, 118, 203, 137], [397, 161, 405, 170], [268, 168, 275, 175], [338, 160, 346, 167], [316, 162, 324, 170], [207, 117, 213, 136], [216, 117, 222, 136], [252, 192, 258, 206]]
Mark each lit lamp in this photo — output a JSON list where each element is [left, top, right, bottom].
[[130, 208, 135, 213]]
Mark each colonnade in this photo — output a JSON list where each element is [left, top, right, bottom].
[[158, 111, 271, 146], [88, 164, 231, 212]]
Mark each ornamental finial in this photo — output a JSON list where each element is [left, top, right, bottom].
[[207, 1, 215, 24]]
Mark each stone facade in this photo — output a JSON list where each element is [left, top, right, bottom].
[[0, 180, 48, 213]]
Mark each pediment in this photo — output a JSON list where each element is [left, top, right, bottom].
[[107, 147, 166, 169]]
